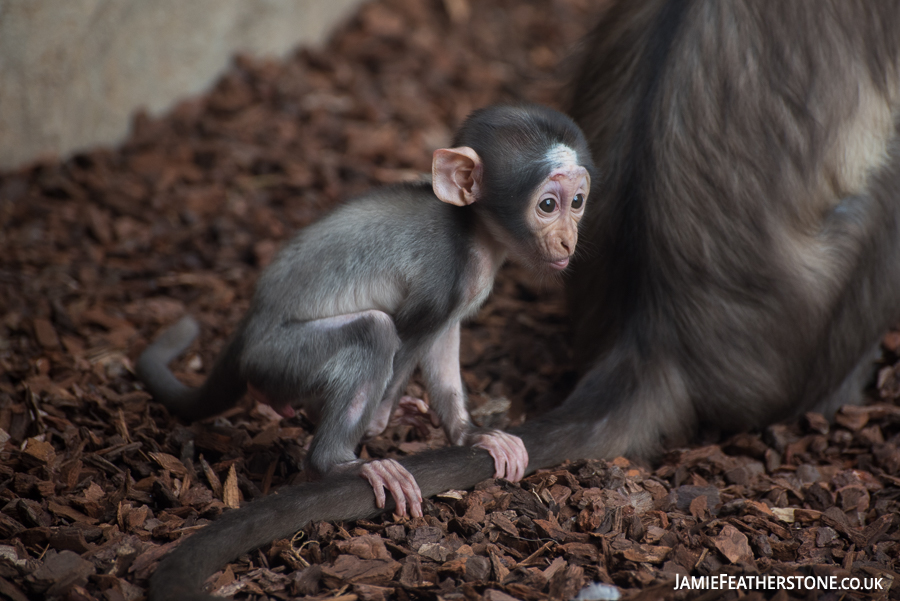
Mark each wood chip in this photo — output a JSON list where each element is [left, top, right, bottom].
[[223, 464, 241, 509]]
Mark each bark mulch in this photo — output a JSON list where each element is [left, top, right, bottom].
[[1, 1, 898, 600]]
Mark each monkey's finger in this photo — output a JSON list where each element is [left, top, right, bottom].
[[394, 397, 441, 435], [512, 437, 528, 481], [383, 459, 423, 518], [362, 459, 423, 518], [394, 396, 441, 430], [400, 462, 424, 518], [395, 414, 431, 438], [398, 396, 429, 414], [393, 460, 424, 518], [472, 436, 501, 478], [473, 433, 511, 479], [474, 431, 529, 481], [247, 383, 297, 419], [496, 433, 522, 480], [498, 431, 528, 482], [359, 463, 389, 509], [273, 404, 296, 419]]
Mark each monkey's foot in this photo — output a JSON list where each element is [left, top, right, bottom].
[[247, 383, 296, 419], [392, 396, 441, 433], [473, 431, 529, 482], [359, 458, 423, 518], [365, 397, 440, 439]]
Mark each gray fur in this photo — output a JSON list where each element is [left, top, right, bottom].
[[556, 0, 900, 461], [147, 4, 900, 596], [135, 315, 199, 405], [138, 104, 590, 484], [139, 183, 477, 475]]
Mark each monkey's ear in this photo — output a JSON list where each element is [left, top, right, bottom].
[[432, 147, 483, 206]]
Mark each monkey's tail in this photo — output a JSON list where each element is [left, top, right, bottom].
[[136, 315, 247, 421], [148, 446, 498, 601], [145, 344, 636, 600]]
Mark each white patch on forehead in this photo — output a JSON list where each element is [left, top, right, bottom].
[[544, 143, 579, 168]]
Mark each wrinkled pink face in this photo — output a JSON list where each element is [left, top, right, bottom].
[[526, 144, 590, 271], [431, 142, 590, 274]]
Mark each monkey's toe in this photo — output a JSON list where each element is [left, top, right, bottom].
[[359, 459, 423, 518], [392, 396, 441, 433], [247, 383, 296, 418], [397, 396, 428, 414]]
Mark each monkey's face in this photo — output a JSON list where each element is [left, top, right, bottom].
[[524, 162, 590, 272], [431, 137, 591, 276]]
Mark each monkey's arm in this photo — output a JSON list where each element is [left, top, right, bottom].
[[419, 322, 472, 443], [422, 322, 528, 481]]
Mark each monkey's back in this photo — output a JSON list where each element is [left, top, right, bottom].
[[249, 182, 473, 327]]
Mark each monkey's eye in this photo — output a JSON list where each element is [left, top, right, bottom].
[[539, 198, 557, 213], [572, 193, 585, 209]]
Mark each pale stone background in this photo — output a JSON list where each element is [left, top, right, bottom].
[[0, 0, 363, 170]]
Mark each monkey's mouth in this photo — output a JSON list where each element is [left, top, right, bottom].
[[549, 257, 570, 270]]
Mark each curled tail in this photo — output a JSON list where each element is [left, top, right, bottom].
[[137, 315, 247, 421]]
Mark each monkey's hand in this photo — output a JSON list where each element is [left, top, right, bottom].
[[359, 459, 423, 518], [472, 430, 528, 482]]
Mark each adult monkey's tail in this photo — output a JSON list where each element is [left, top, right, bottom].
[[147, 366, 632, 600], [148, 447, 496, 601]]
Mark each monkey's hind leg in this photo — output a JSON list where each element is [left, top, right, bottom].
[[241, 311, 424, 516]]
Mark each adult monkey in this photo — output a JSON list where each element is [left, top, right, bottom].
[[563, 0, 900, 459], [149, 2, 900, 599]]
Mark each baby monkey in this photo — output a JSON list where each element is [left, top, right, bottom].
[[137, 105, 594, 517]]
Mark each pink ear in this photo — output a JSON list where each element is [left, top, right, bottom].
[[432, 147, 482, 206]]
